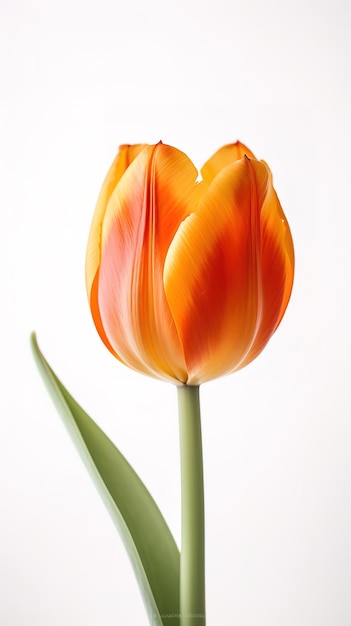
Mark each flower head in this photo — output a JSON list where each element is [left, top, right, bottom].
[[86, 141, 294, 385]]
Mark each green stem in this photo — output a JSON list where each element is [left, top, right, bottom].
[[177, 385, 206, 626]]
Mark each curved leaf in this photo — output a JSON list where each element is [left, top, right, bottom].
[[31, 333, 180, 626]]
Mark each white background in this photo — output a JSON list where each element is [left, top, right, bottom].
[[1, 0, 351, 624]]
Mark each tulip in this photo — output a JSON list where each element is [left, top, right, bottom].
[[86, 141, 294, 386]]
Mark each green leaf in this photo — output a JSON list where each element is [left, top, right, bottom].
[[31, 333, 180, 626]]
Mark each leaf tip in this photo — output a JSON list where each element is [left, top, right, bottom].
[[30, 331, 39, 354]]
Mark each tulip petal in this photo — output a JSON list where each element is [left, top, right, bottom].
[[238, 170, 294, 368], [201, 141, 256, 184], [86, 144, 147, 302], [164, 157, 293, 384], [97, 143, 201, 383], [86, 144, 147, 359]]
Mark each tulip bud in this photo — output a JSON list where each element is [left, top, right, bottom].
[[86, 141, 294, 385]]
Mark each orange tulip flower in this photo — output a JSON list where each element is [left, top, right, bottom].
[[86, 141, 294, 385]]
